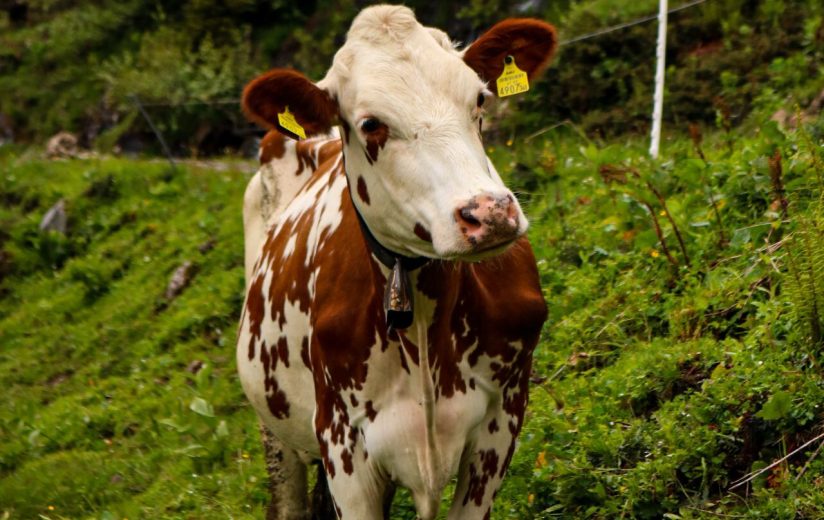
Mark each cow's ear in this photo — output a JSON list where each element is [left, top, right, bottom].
[[242, 69, 338, 139], [463, 19, 558, 90]]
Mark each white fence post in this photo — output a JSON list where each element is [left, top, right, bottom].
[[649, 0, 668, 159]]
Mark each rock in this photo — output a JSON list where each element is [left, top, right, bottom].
[[165, 260, 194, 300], [46, 131, 79, 158], [39, 199, 67, 234], [197, 238, 216, 254], [808, 88, 824, 115], [46, 371, 72, 387], [770, 109, 790, 127], [186, 360, 204, 374], [770, 90, 824, 129]]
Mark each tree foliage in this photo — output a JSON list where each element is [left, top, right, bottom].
[[0, 0, 821, 153]]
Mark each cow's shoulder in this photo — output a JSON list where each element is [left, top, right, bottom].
[[310, 185, 387, 360]]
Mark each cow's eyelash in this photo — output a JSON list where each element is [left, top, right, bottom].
[[361, 117, 383, 133], [477, 88, 492, 105]]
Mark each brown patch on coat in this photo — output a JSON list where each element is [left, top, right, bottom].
[[319, 441, 336, 479], [300, 336, 311, 368], [246, 273, 265, 359], [245, 138, 348, 421], [462, 449, 500, 506], [365, 400, 378, 421], [260, 339, 290, 419], [295, 140, 317, 176], [318, 139, 343, 165], [357, 176, 371, 205], [341, 448, 354, 475], [413, 222, 432, 243], [290, 158, 390, 471], [259, 131, 286, 164]]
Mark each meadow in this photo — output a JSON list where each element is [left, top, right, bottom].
[[2, 110, 823, 518]]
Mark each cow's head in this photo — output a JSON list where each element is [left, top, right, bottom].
[[243, 5, 557, 260]]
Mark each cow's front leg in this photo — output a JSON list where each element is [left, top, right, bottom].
[[447, 408, 522, 520], [314, 395, 391, 519], [319, 434, 392, 519]]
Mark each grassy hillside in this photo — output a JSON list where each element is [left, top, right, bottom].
[[492, 119, 824, 518], [1, 110, 823, 518], [0, 155, 264, 518]]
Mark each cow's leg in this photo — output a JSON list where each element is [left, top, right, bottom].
[[323, 463, 389, 519], [260, 422, 310, 520], [310, 462, 336, 520], [446, 409, 521, 520], [382, 483, 396, 519], [310, 462, 393, 520], [316, 432, 389, 519]]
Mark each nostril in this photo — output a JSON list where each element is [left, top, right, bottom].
[[457, 207, 481, 228]]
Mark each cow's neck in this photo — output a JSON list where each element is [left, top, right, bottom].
[[347, 171, 430, 330]]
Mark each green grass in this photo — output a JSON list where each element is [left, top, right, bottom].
[[1, 113, 823, 518], [0, 156, 266, 518]]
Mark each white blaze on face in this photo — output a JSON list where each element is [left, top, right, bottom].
[[318, 5, 528, 260]]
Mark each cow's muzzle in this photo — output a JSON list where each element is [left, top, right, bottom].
[[454, 193, 520, 251]]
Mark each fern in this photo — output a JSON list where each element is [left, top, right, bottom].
[[783, 212, 824, 349]]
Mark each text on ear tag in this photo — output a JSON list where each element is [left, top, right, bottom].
[[496, 55, 529, 98], [277, 106, 307, 139]]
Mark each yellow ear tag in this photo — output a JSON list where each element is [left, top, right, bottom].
[[496, 55, 529, 98], [277, 106, 306, 139]]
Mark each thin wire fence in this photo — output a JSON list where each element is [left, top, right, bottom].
[[559, 0, 707, 46], [129, 0, 709, 110]]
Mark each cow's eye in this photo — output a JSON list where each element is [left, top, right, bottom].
[[361, 118, 382, 133], [476, 93, 485, 108]]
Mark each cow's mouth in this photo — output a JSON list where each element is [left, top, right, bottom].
[[444, 235, 520, 262]]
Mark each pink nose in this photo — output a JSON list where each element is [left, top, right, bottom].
[[455, 193, 520, 250]]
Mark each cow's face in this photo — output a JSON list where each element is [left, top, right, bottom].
[[243, 5, 556, 260]]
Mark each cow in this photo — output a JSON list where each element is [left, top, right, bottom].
[[237, 5, 556, 519]]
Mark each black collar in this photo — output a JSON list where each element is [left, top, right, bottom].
[[352, 209, 430, 271]]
